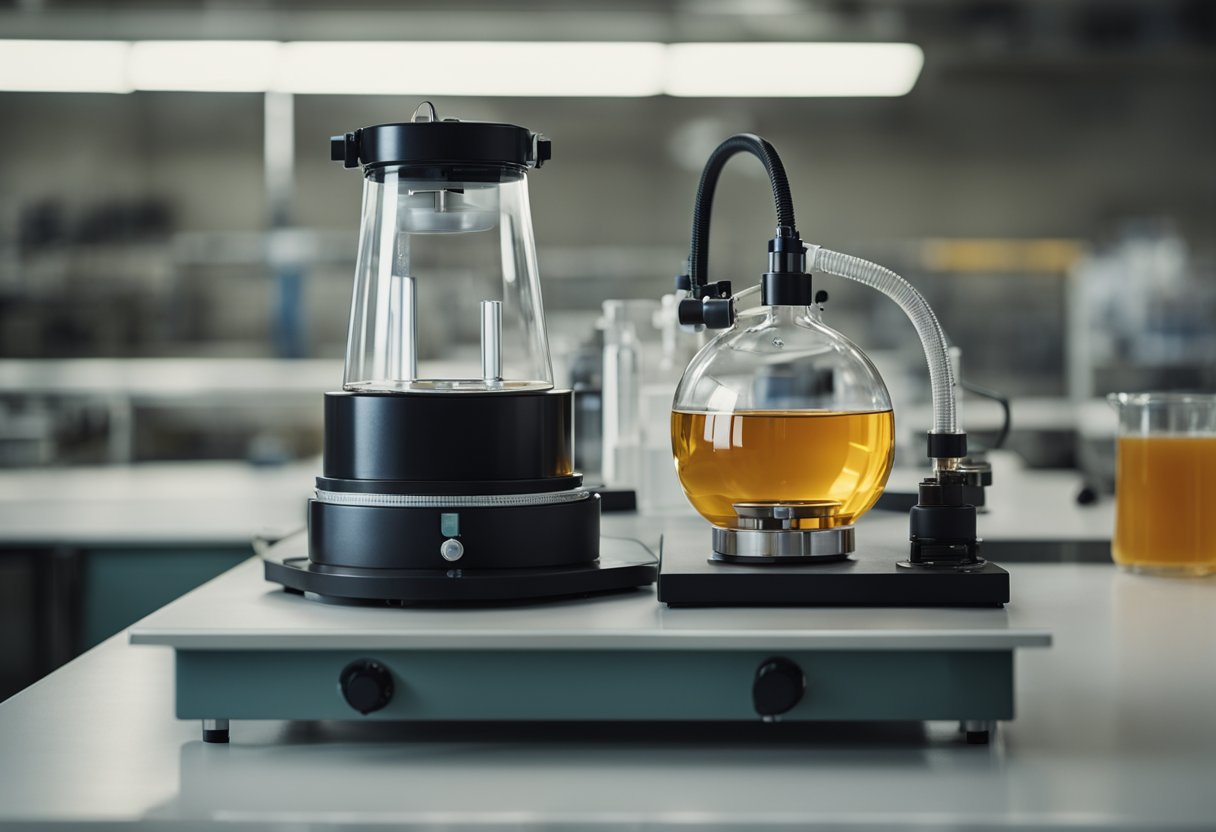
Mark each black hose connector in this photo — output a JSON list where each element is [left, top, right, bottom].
[[927, 432, 968, 459], [761, 273, 815, 307], [701, 298, 735, 329], [678, 281, 734, 328], [767, 226, 806, 274], [908, 472, 983, 568], [677, 298, 704, 327], [760, 226, 813, 307]]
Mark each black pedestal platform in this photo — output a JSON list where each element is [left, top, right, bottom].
[[657, 532, 1009, 608], [264, 533, 658, 605]]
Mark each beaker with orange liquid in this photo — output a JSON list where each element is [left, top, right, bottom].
[[1109, 393, 1216, 576]]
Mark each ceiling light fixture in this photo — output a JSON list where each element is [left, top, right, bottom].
[[129, 41, 280, 93], [0, 40, 923, 98], [0, 40, 130, 93], [666, 42, 925, 97], [277, 41, 667, 97]]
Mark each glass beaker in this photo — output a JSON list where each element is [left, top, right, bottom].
[[1109, 392, 1216, 575]]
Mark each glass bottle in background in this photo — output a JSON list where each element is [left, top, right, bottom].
[[639, 294, 701, 513], [600, 297, 702, 512], [601, 300, 645, 488]]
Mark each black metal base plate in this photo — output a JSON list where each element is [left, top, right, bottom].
[[658, 532, 1008, 608], [264, 533, 657, 605]]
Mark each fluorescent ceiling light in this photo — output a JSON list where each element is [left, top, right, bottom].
[[276, 42, 666, 97], [0, 40, 130, 93], [665, 42, 924, 97], [129, 41, 279, 92], [0, 40, 923, 97]]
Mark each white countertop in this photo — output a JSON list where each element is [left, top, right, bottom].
[[0, 357, 476, 401], [900, 396, 1116, 437], [0, 451, 1114, 549], [0, 460, 314, 546], [130, 552, 1050, 652], [0, 358, 341, 400], [1, 546, 1214, 829]]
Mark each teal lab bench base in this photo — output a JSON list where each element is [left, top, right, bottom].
[[175, 647, 1014, 723], [83, 547, 252, 650], [0, 545, 250, 702]]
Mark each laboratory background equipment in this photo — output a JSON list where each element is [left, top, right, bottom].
[[600, 296, 702, 513], [262, 103, 657, 603]]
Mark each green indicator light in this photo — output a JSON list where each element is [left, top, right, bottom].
[[440, 513, 460, 537]]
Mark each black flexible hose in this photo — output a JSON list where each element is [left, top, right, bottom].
[[960, 379, 1012, 451], [688, 134, 797, 288]]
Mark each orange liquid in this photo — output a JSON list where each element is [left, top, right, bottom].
[[1114, 436, 1216, 573], [671, 409, 895, 528]]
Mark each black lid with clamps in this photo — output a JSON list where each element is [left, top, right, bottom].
[[330, 101, 550, 174]]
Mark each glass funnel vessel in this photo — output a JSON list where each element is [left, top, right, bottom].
[[341, 106, 553, 393], [672, 302, 895, 532]]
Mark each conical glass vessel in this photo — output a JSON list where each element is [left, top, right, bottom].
[[342, 128, 552, 393], [672, 303, 895, 529]]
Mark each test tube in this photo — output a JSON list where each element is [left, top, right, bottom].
[[481, 300, 503, 383]]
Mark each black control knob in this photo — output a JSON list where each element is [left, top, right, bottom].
[[339, 659, 394, 714], [752, 657, 805, 719]]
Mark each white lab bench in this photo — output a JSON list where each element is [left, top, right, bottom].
[[0, 459, 312, 547], [0, 461, 313, 684], [0, 357, 470, 463], [0, 358, 341, 463], [7, 455, 1207, 830], [1, 529, 1214, 829], [0, 451, 1109, 549]]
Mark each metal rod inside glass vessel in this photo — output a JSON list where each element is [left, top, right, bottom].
[[481, 300, 503, 382], [389, 274, 417, 382]]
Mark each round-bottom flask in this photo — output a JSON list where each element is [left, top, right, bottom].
[[671, 304, 895, 561]]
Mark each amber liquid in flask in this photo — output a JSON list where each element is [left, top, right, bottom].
[[672, 409, 895, 529]]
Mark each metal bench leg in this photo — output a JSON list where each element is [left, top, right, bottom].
[[202, 719, 230, 744], [962, 719, 996, 745]]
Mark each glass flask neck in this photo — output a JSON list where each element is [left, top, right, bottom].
[[769, 302, 809, 318], [760, 303, 824, 330]]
